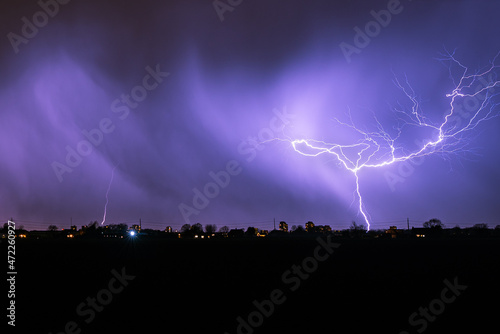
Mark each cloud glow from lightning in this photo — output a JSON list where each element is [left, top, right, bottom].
[[278, 52, 500, 230], [101, 165, 118, 225]]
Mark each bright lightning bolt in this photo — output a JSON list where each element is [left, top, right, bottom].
[[101, 164, 118, 225], [279, 52, 500, 231]]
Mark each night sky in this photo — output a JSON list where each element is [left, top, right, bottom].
[[2, 0, 500, 231]]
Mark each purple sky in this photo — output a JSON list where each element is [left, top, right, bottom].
[[2, 0, 500, 231]]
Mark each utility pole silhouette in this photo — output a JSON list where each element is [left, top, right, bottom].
[[407, 217, 410, 230]]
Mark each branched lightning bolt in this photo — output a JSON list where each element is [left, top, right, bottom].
[[101, 164, 118, 225], [279, 52, 500, 230]]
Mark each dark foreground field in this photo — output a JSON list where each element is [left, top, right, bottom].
[[7, 236, 500, 333]]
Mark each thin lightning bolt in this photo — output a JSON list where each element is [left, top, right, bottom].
[[101, 164, 118, 225], [278, 52, 500, 230]]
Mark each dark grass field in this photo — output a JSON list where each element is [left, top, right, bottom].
[[7, 236, 500, 333]]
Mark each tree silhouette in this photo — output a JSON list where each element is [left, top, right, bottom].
[[88, 221, 99, 229], [219, 226, 229, 234], [350, 221, 366, 230], [349, 221, 366, 237], [205, 224, 217, 234], [450, 225, 462, 237], [181, 224, 191, 233], [292, 225, 305, 234], [472, 223, 488, 229], [423, 219, 444, 229], [191, 223, 203, 235], [245, 226, 258, 236], [109, 223, 128, 231], [471, 223, 490, 237], [48, 225, 58, 231]]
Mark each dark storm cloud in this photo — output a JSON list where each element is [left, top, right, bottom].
[[1, 0, 499, 230]]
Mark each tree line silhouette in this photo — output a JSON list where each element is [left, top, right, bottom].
[[3, 218, 500, 239]]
